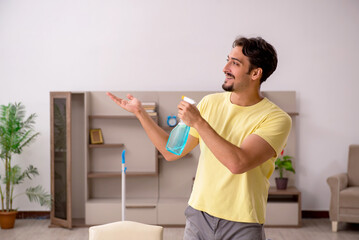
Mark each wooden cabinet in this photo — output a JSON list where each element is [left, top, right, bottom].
[[266, 187, 302, 227], [50, 91, 299, 227], [50, 92, 86, 228]]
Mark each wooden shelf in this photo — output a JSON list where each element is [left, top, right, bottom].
[[89, 143, 124, 148], [88, 171, 157, 178], [89, 115, 136, 119], [89, 115, 157, 119], [269, 186, 300, 196]]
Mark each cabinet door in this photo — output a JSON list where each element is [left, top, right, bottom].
[[50, 92, 72, 228]]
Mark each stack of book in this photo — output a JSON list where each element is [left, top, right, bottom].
[[142, 102, 157, 117]]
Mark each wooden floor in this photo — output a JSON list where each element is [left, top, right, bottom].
[[0, 219, 358, 240]]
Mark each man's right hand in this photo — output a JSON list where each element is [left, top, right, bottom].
[[106, 92, 143, 115]]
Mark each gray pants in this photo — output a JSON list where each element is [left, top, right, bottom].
[[184, 206, 266, 240]]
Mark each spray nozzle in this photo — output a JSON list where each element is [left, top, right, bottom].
[[181, 96, 196, 105]]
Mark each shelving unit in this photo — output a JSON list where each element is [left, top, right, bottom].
[[50, 91, 299, 227], [84, 92, 159, 225]]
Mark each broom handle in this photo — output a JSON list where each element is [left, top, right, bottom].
[[121, 150, 126, 221]]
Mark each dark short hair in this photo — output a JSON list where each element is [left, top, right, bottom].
[[232, 37, 278, 84]]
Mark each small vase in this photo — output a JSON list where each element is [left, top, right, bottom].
[[0, 210, 18, 229], [275, 177, 288, 190]]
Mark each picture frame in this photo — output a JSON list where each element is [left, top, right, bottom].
[[90, 129, 104, 144]]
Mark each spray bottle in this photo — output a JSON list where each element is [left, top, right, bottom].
[[166, 96, 196, 155]]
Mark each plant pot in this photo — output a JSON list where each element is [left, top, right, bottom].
[[0, 210, 18, 229], [275, 177, 288, 190]]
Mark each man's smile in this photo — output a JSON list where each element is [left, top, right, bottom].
[[224, 72, 235, 82]]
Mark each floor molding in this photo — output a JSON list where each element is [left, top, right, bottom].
[[302, 210, 329, 219], [17, 211, 50, 219], [16, 210, 330, 219]]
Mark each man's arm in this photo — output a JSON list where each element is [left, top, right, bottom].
[[178, 100, 276, 174], [107, 92, 198, 161]]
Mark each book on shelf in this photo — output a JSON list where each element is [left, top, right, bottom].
[[141, 102, 157, 117], [142, 102, 157, 110], [147, 112, 158, 117], [142, 102, 156, 106], [143, 105, 156, 109]]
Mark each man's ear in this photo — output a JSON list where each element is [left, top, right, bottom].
[[251, 68, 263, 81]]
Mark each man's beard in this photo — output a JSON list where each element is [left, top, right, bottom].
[[222, 83, 234, 92], [222, 72, 235, 92]]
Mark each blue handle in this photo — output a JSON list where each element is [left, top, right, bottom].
[[122, 150, 126, 164]]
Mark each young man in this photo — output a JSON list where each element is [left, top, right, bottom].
[[107, 36, 291, 240]]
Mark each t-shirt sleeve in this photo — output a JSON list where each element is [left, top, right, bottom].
[[189, 127, 199, 138], [253, 111, 292, 157]]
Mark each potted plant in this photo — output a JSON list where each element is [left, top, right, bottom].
[[274, 150, 295, 190], [0, 102, 51, 229]]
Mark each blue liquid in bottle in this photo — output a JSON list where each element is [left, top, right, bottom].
[[166, 121, 191, 155], [165, 96, 196, 155]]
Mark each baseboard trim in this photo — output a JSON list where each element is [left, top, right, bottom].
[[16, 210, 330, 220], [16, 211, 50, 219], [302, 210, 329, 218]]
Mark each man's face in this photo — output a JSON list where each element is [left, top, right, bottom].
[[222, 46, 252, 92]]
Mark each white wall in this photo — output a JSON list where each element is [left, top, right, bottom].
[[0, 0, 358, 211]]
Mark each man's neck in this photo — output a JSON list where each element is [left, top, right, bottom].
[[230, 90, 263, 107]]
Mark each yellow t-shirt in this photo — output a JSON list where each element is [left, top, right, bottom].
[[188, 92, 292, 224]]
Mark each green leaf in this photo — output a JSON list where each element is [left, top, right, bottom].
[[9, 165, 23, 185], [25, 186, 52, 209], [274, 154, 296, 176]]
